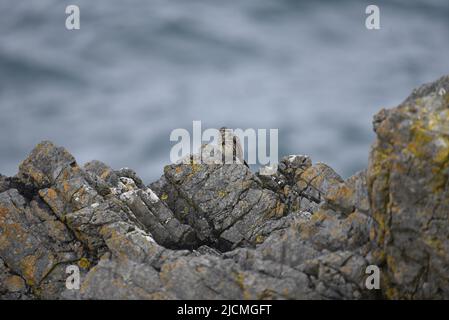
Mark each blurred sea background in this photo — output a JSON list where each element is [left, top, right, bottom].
[[1, 0, 448, 183]]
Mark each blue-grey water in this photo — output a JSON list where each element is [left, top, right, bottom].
[[1, 0, 448, 183]]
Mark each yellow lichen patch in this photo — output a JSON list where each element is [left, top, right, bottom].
[[432, 170, 448, 193], [433, 137, 449, 165], [428, 137, 449, 192], [0, 208, 9, 249], [265, 200, 285, 220], [161, 193, 169, 201], [372, 212, 387, 244], [423, 237, 447, 257], [255, 234, 265, 244], [310, 209, 328, 223], [234, 272, 251, 300], [386, 255, 398, 279], [46, 188, 58, 200], [4, 275, 26, 292], [234, 272, 245, 290], [99, 226, 137, 260], [62, 169, 70, 180], [175, 166, 183, 174], [325, 183, 355, 213], [369, 227, 377, 242], [283, 186, 291, 196], [78, 257, 91, 269], [274, 201, 285, 217], [0, 207, 8, 225], [367, 166, 391, 246], [29, 170, 46, 185], [20, 255, 38, 285], [407, 125, 433, 159], [100, 169, 111, 180], [385, 286, 399, 300], [217, 190, 227, 198], [0, 219, 26, 251]]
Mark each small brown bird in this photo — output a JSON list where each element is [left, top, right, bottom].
[[219, 127, 249, 167]]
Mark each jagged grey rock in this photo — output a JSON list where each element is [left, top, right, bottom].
[[152, 162, 288, 250], [368, 75, 449, 299], [0, 188, 84, 298], [324, 170, 370, 215], [1, 75, 448, 300], [0, 257, 31, 300]]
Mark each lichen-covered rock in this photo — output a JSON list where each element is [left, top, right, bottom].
[[116, 187, 198, 249], [368, 75, 449, 299], [226, 208, 375, 300], [1, 75, 448, 300], [296, 162, 344, 205], [258, 156, 345, 216], [324, 170, 370, 215], [159, 253, 316, 300], [154, 162, 287, 250], [149, 174, 213, 243], [22, 141, 197, 252], [79, 254, 174, 300], [0, 141, 202, 299], [18, 141, 77, 189], [0, 257, 31, 300], [0, 189, 85, 297]]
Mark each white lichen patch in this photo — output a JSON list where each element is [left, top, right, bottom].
[[299, 211, 312, 221], [119, 190, 138, 202], [144, 188, 160, 203], [111, 181, 128, 195], [119, 177, 137, 191]]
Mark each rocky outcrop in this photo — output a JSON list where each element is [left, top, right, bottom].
[[0, 75, 448, 300], [367, 75, 449, 299]]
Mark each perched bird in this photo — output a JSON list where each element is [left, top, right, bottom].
[[219, 127, 249, 167]]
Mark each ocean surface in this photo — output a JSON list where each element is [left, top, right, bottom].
[[1, 0, 448, 183]]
